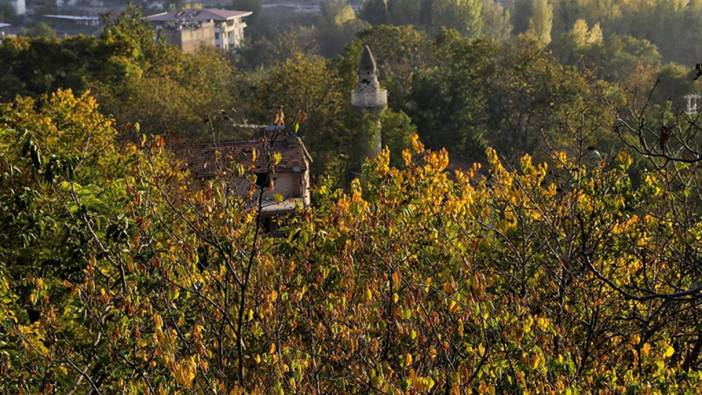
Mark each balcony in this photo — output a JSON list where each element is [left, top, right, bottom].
[[351, 89, 388, 108]]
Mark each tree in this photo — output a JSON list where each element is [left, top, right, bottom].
[[250, 54, 350, 178], [511, 0, 533, 34], [481, 0, 512, 41], [0, 8, 240, 138], [4, 109, 702, 391], [318, 0, 368, 56], [381, 109, 415, 166], [21, 22, 56, 39], [387, 0, 422, 25], [431, 0, 484, 37], [408, 29, 496, 161], [232, 0, 261, 28], [0, 0, 16, 21], [407, 29, 617, 165], [526, 0, 553, 47], [360, 0, 389, 24]]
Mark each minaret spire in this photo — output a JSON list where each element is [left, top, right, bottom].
[[352, 46, 386, 110]]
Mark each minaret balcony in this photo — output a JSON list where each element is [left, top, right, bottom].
[[351, 89, 388, 108]]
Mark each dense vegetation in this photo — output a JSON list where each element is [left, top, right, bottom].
[[2, 1, 702, 393]]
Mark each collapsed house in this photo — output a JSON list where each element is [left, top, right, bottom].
[[182, 126, 312, 219]]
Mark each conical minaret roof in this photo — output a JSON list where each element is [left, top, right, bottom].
[[359, 45, 377, 75]]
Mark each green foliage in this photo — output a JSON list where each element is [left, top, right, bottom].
[[232, 0, 261, 27], [21, 22, 56, 39], [407, 30, 495, 161], [0, 0, 15, 21], [234, 26, 320, 69], [526, 0, 553, 47], [405, 30, 617, 164], [361, 0, 389, 24], [431, 0, 484, 37], [0, 35, 103, 100], [650, 63, 697, 109], [318, 0, 368, 56], [94, 46, 237, 136], [362, 0, 509, 39], [248, 54, 350, 178], [0, 7, 238, 137], [380, 109, 415, 166], [481, 0, 512, 41]]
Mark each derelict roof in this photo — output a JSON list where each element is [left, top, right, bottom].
[[181, 134, 312, 179], [147, 8, 252, 22]]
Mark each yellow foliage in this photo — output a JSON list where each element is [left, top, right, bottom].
[[170, 356, 197, 389]]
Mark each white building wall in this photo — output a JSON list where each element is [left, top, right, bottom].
[[213, 18, 246, 50], [13, 0, 26, 15]]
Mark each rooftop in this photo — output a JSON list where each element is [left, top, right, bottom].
[[181, 131, 312, 179], [147, 8, 252, 23]]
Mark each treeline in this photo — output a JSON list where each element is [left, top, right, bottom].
[[243, 0, 702, 74], [1, 9, 632, 180]]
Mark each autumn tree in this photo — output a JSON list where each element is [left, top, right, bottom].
[[526, 0, 553, 47], [3, 89, 702, 393]]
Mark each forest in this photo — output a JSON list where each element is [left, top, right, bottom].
[[2, 0, 702, 393]]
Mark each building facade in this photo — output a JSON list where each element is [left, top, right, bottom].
[[147, 8, 251, 53]]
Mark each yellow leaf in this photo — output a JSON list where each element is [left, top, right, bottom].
[[153, 314, 163, 330], [392, 271, 401, 289], [537, 317, 550, 332], [531, 353, 541, 370], [271, 290, 278, 302], [641, 343, 651, 357], [523, 316, 533, 334], [29, 292, 37, 305], [663, 345, 674, 358], [269, 342, 277, 355], [171, 356, 197, 388], [405, 353, 413, 367]]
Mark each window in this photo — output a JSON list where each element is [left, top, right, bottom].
[[215, 32, 220, 40]]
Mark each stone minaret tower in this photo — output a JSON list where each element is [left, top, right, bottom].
[[351, 45, 387, 177]]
